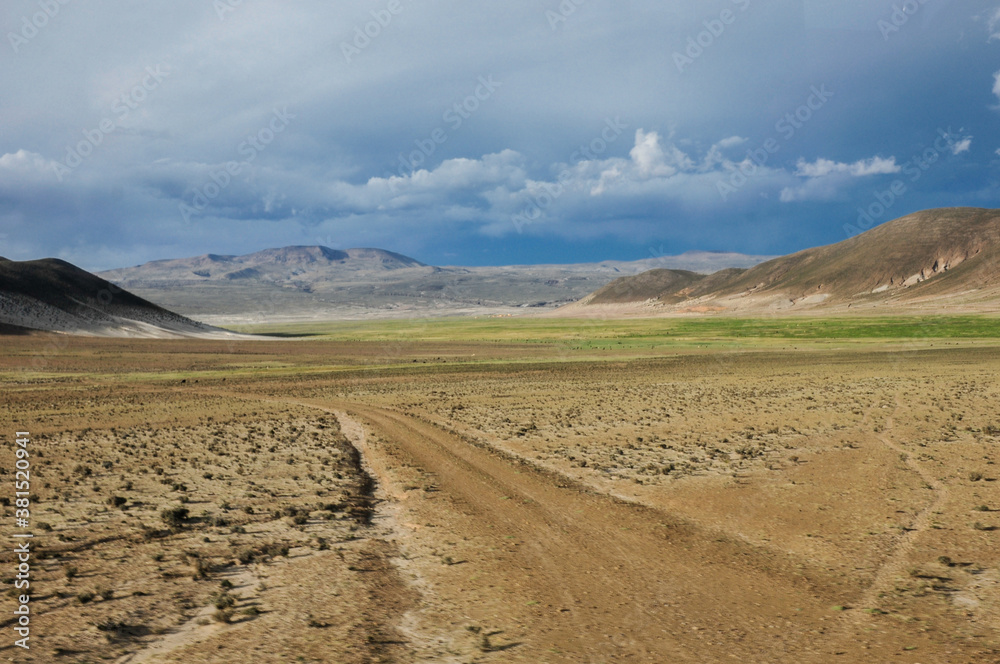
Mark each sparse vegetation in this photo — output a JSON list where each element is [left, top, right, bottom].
[[3, 320, 1000, 662]]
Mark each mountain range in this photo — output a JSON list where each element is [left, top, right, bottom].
[[97, 248, 773, 323], [3, 207, 999, 336]]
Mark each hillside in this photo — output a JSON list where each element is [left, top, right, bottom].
[[0, 257, 246, 338], [98, 247, 772, 323], [562, 208, 1000, 315]]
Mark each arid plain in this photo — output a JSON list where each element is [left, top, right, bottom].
[[2, 317, 999, 663]]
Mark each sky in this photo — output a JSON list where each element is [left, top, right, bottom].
[[1, 0, 999, 270]]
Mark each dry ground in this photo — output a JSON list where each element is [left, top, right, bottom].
[[0, 333, 998, 662]]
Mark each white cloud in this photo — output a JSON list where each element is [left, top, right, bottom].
[[780, 155, 901, 202], [950, 137, 972, 155], [793, 156, 901, 178], [994, 70, 1000, 103], [989, 8, 1000, 40], [0, 150, 57, 173], [716, 136, 747, 149], [627, 129, 692, 178]]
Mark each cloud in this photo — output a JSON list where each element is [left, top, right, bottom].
[[0, 150, 57, 173], [716, 136, 747, 149], [990, 8, 1000, 40], [780, 155, 901, 202], [0, 1, 995, 267], [793, 156, 901, 178], [950, 137, 972, 155]]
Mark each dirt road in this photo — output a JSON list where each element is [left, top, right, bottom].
[[267, 398, 962, 663]]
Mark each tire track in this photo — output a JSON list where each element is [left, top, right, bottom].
[[851, 394, 950, 617]]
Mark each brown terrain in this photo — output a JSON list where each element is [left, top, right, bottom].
[[560, 207, 1000, 316], [1, 334, 999, 663]]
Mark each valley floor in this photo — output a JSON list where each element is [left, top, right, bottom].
[[1, 322, 998, 662]]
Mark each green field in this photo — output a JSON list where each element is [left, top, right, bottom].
[[229, 315, 1000, 350]]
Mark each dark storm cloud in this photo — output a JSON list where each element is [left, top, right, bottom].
[[0, 0, 998, 268]]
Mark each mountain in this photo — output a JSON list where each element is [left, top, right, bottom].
[[98, 247, 773, 323], [0, 257, 245, 338], [117, 246, 425, 283], [563, 207, 1000, 315]]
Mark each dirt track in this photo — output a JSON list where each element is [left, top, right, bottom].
[[267, 397, 961, 663]]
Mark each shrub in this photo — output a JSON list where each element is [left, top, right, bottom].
[[213, 608, 234, 623], [970, 472, 984, 482], [161, 506, 189, 528], [108, 496, 127, 509], [212, 591, 235, 610], [236, 547, 256, 565], [193, 558, 212, 580]]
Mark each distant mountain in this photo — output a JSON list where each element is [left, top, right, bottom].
[[564, 208, 1000, 315], [110, 246, 425, 283], [0, 257, 244, 337], [98, 247, 773, 322]]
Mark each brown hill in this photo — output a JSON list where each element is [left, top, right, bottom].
[[0, 257, 244, 337], [565, 207, 1000, 315], [587, 269, 704, 304]]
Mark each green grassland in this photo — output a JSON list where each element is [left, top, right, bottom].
[[230, 315, 1000, 350]]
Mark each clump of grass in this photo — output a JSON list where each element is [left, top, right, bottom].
[[192, 557, 212, 580], [160, 506, 189, 528], [212, 591, 236, 610], [213, 608, 234, 623], [969, 472, 984, 482]]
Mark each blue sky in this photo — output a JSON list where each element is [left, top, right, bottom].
[[1, 0, 998, 270]]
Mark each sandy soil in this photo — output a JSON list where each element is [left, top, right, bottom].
[[1, 335, 998, 662]]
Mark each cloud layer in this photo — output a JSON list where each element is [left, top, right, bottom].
[[1, 0, 998, 269]]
